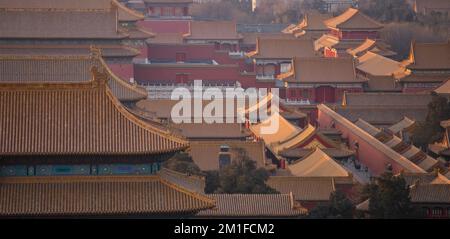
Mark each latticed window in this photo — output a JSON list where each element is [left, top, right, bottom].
[[432, 207, 443, 217], [302, 89, 309, 99]]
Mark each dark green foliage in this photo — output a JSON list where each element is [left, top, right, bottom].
[[412, 92, 450, 149], [361, 172, 414, 218], [208, 147, 278, 194], [204, 170, 220, 194], [308, 191, 355, 219]]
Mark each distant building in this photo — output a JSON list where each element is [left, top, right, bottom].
[[401, 41, 450, 93], [429, 119, 450, 166], [197, 194, 307, 218], [134, 21, 253, 90], [346, 41, 400, 92], [283, 11, 333, 40], [357, 172, 450, 219], [188, 141, 273, 172], [315, 8, 385, 57], [142, 0, 193, 19], [267, 176, 355, 210], [338, 91, 431, 127], [278, 57, 365, 104], [323, 0, 356, 13], [413, 0, 450, 15], [0, 0, 154, 81], [246, 38, 317, 85]]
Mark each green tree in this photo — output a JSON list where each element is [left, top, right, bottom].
[[211, 147, 277, 194], [308, 190, 354, 218], [361, 172, 413, 218], [412, 92, 450, 149]]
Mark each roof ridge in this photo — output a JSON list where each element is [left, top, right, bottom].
[[104, 84, 189, 147], [97, 55, 147, 96], [0, 55, 91, 60], [159, 177, 216, 207], [0, 7, 112, 13], [112, 0, 144, 20], [0, 175, 161, 184], [159, 167, 205, 180]]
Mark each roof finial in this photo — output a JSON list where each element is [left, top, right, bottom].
[[90, 65, 108, 85], [89, 45, 103, 59]]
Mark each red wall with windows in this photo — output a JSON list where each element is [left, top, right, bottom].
[[403, 87, 435, 93], [135, 64, 243, 85], [286, 87, 362, 103], [137, 20, 190, 34], [148, 44, 239, 65], [315, 86, 336, 103]]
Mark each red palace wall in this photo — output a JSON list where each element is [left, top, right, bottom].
[[137, 20, 190, 34], [147, 6, 189, 17], [134, 64, 244, 85], [318, 108, 411, 176], [147, 44, 238, 65], [402, 87, 434, 93], [134, 64, 270, 89], [108, 64, 134, 82], [286, 87, 362, 103]]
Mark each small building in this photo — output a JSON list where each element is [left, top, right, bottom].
[[324, 8, 383, 41], [287, 148, 351, 178], [346, 39, 396, 58], [429, 120, 450, 165], [196, 194, 307, 218], [183, 21, 243, 52], [401, 41, 450, 93], [338, 92, 431, 127], [267, 176, 354, 210], [433, 79, 450, 96], [278, 57, 365, 104], [283, 11, 332, 40], [357, 171, 450, 218], [247, 38, 317, 84], [315, 8, 385, 57], [188, 141, 272, 172], [354, 51, 410, 92], [413, 0, 450, 15], [143, 0, 193, 19]]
